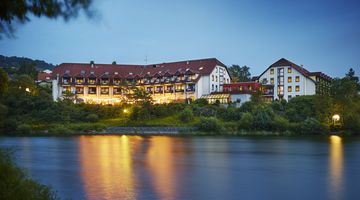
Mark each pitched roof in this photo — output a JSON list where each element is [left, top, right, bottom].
[[52, 58, 227, 79], [257, 58, 331, 82]]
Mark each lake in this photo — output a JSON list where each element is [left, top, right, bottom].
[[1, 135, 360, 200]]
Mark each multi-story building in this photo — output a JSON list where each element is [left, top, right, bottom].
[[52, 58, 231, 104], [256, 58, 332, 101]]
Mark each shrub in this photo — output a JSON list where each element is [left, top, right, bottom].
[[179, 108, 194, 123], [238, 112, 254, 130], [272, 116, 290, 132], [85, 114, 99, 123], [217, 107, 241, 121], [16, 124, 32, 134], [299, 117, 325, 135], [193, 98, 208, 106], [253, 111, 273, 130], [198, 117, 224, 133]]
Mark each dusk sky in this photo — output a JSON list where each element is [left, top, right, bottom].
[[1, 0, 360, 77]]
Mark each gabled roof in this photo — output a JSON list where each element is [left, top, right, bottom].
[[52, 58, 228, 79], [257, 58, 330, 83]]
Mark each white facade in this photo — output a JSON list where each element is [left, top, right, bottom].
[[258, 65, 316, 101], [52, 62, 231, 104]]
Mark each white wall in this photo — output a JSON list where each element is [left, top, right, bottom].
[[258, 65, 316, 101]]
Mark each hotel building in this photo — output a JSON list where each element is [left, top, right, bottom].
[[255, 58, 332, 101], [52, 58, 231, 104]]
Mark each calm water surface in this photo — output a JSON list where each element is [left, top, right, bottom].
[[1, 135, 360, 200]]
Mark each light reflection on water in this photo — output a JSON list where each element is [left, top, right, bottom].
[[79, 135, 139, 200], [329, 135, 344, 200], [1, 135, 360, 200]]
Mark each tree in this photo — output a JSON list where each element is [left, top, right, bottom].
[[131, 87, 152, 104], [0, 68, 9, 95], [17, 61, 37, 78], [228, 65, 251, 82], [0, 0, 95, 38], [345, 68, 360, 91]]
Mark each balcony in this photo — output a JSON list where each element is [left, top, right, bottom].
[[88, 79, 97, 85], [175, 89, 184, 93], [154, 90, 163, 94]]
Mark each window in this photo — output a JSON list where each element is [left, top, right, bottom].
[[296, 85, 300, 92], [288, 86, 292, 92], [90, 71, 94, 74], [215, 85, 218, 91], [288, 77, 292, 83], [212, 84, 214, 91], [295, 76, 300, 82], [270, 69, 274, 74], [270, 78, 274, 84], [288, 95, 292, 99], [249, 86, 252, 91], [215, 76, 218, 82], [212, 75, 214, 81], [76, 87, 84, 94], [88, 87, 96, 94], [239, 86, 243, 91], [101, 87, 109, 94], [288, 67, 292, 73], [80, 70, 86, 74]]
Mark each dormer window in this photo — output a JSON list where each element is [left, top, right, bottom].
[[199, 67, 203, 70], [90, 71, 95, 75], [80, 70, 85, 74], [65, 70, 70, 74]]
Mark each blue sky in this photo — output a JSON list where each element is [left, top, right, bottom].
[[1, 0, 359, 77]]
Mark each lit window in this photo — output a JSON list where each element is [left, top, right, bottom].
[[288, 77, 292, 83], [296, 85, 300, 92], [249, 86, 252, 91], [239, 86, 243, 91], [270, 69, 274, 74], [288, 86, 292, 92], [270, 78, 274, 84], [288, 68, 292, 73], [295, 76, 300, 82]]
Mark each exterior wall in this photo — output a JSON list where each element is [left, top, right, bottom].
[[230, 94, 252, 107], [258, 65, 315, 101], [208, 65, 231, 94]]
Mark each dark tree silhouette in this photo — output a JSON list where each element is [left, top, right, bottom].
[[0, 0, 95, 38]]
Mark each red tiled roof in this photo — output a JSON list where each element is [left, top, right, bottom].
[[52, 58, 227, 79], [37, 72, 52, 82]]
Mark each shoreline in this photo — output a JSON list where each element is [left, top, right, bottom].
[[0, 126, 352, 137]]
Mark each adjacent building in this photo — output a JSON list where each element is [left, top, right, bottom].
[[52, 58, 231, 104], [255, 58, 332, 101]]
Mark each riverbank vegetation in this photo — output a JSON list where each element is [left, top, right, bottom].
[[0, 68, 359, 135], [0, 147, 59, 200]]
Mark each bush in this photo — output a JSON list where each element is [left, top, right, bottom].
[[238, 112, 254, 130], [0, 148, 60, 200], [85, 114, 99, 123], [16, 124, 32, 134], [253, 110, 273, 130], [299, 117, 326, 135], [198, 117, 224, 133], [179, 108, 194, 123], [193, 98, 208, 106], [272, 116, 290, 132]]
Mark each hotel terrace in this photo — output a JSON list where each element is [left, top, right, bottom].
[[52, 58, 231, 104]]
